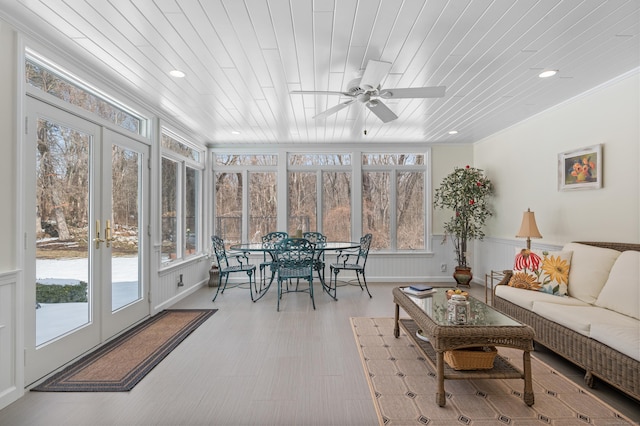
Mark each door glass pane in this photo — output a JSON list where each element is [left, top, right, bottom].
[[35, 119, 91, 346], [214, 171, 242, 247], [111, 145, 141, 311], [161, 158, 178, 262], [288, 172, 315, 234], [362, 172, 390, 250], [249, 172, 277, 242], [397, 171, 424, 250], [185, 166, 200, 255], [322, 171, 351, 241]]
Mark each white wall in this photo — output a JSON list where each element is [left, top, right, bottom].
[[430, 144, 474, 236], [472, 72, 640, 288], [0, 20, 16, 271], [0, 21, 23, 410], [474, 72, 639, 246]]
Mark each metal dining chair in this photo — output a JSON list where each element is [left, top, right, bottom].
[[303, 231, 327, 284], [329, 233, 373, 298], [211, 235, 257, 302], [273, 238, 316, 311], [259, 231, 288, 288]]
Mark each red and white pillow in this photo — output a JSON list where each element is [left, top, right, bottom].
[[508, 248, 573, 296]]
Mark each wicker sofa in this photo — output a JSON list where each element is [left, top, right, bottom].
[[493, 241, 640, 402]]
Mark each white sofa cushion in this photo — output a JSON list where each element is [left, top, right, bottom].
[[590, 322, 640, 362], [530, 303, 636, 338], [595, 251, 640, 320], [531, 303, 593, 335], [562, 243, 621, 304], [495, 285, 589, 311]]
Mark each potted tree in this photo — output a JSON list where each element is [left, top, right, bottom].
[[434, 165, 494, 286]]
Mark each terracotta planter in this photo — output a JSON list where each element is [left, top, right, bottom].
[[453, 266, 472, 287]]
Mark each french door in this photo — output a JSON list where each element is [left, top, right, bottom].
[[24, 97, 150, 384]]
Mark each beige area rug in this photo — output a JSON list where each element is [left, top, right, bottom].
[[351, 317, 634, 425]]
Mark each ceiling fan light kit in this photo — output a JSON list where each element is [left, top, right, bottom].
[[291, 60, 446, 123]]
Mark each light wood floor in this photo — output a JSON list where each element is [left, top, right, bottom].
[[1, 281, 638, 425]]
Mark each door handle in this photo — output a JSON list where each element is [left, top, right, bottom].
[[94, 220, 105, 249], [105, 219, 114, 248]]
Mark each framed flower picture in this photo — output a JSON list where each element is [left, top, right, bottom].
[[558, 144, 602, 191]]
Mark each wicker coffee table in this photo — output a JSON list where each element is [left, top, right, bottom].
[[393, 287, 535, 407]]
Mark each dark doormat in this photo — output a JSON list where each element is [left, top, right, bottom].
[[32, 309, 217, 392]]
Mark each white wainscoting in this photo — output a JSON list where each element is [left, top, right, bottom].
[[0, 270, 23, 410], [155, 256, 211, 313], [196, 236, 563, 290]]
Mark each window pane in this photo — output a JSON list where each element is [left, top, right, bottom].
[[289, 153, 351, 166], [288, 172, 315, 234], [215, 154, 277, 166], [185, 167, 200, 254], [26, 59, 141, 134], [249, 172, 277, 242], [161, 158, 177, 261], [162, 134, 200, 162], [322, 171, 351, 241], [215, 171, 242, 247], [111, 145, 142, 311], [362, 172, 390, 250], [362, 153, 424, 165], [397, 172, 424, 250], [35, 118, 90, 345]]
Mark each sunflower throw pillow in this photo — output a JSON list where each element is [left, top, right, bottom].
[[508, 248, 573, 296]]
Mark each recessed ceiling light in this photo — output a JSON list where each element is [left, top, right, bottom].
[[231, 131, 240, 135], [538, 70, 557, 78], [169, 69, 186, 78], [448, 130, 458, 135]]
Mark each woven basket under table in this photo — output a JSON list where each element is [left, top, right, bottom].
[[444, 346, 497, 370]]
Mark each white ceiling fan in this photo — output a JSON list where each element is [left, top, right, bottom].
[[291, 60, 446, 123]]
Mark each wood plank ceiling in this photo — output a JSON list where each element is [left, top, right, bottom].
[[1, 0, 639, 146]]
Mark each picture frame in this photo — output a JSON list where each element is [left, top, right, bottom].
[[558, 144, 602, 191]]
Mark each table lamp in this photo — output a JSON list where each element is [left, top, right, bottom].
[[516, 208, 542, 249]]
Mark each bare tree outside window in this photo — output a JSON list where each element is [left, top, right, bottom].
[[397, 171, 424, 249], [214, 171, 243, 247], [249, 172, 277, 242], [322, 171, 351, 241], [161, 158, 178, 261], [214, 154, 278, 245], [362, 171, 390, 249], [362, 153, 426, 250], [288, 172, 316, 234]]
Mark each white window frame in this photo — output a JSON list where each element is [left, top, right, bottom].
[[361, 151, 432, 252], [160, 129, 205, 265]]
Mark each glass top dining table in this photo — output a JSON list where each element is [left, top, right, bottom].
[[230, 240, 361, 302], [230, 241, 360, 252]]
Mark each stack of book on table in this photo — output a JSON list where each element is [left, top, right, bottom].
[[402, 284, 436, 297]]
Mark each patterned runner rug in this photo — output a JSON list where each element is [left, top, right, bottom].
[[32, 309, 217, 392], [351, 317, 634, 425]]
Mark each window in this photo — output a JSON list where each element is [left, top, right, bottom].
[[362, 154, 426, 250], [25, 57, 143, 135], [288, 154, 352, 241], [161, 132, 204, 263], [214, 154, 278, 245], [212, 150, 429, 253]]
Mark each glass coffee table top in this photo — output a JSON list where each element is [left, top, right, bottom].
[[403, 287, 521, 327]]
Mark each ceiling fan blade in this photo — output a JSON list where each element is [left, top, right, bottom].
[[291, 90, 352, 96], [379, 86, 446, 99], [366, 100, 398, 123], [313, 100, 355, 119], [360, 60, 392, 91]]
